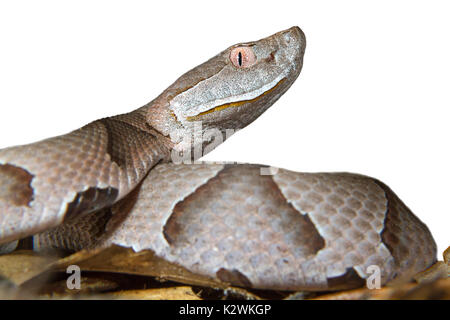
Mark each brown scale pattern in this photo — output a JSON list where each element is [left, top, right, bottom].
[[375, 180, 437, 281], [0, 111, 166, 243], [0, 122, 116, 242], [162, 166, 328, 283], [272, 171, 395, 284], [35, 178, 144, 251], [35, 208, 113, 252], [35, 163, 437, 291], [101, 163, 227, 252]]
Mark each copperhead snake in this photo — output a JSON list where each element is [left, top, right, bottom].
[[0, 27, 437, 291]]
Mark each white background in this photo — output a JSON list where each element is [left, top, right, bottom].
[[0, 1, 448, 255]]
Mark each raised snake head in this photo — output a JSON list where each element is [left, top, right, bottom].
[[147, 26, 306, 161]]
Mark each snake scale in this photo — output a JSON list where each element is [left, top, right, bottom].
[[0, 27, 437, 291]]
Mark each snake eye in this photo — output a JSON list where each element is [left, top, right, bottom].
[[230, 47, 256, 68]]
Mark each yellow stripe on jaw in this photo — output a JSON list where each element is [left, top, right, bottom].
[[186, 78, 286, 121]]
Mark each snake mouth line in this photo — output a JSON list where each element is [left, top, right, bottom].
[[186, 77, 286, 121]]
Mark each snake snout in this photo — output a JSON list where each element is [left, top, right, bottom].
[[283, 26, 306, 45], [275, 26, 306, 77]]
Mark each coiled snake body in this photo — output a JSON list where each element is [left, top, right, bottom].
[[0, 27, 437, 291]]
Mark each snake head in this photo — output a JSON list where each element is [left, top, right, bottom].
[[147, 26, 306, 161]]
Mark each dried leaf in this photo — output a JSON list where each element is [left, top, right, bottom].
[[38, 275, 121, 299], [2, 244, 449, 300], [111, 286, 201, 300], [0, 250, 59, 285], [414, 261, 448, 284], [312, 278, 450, 300], [45, 245, 229, 289]]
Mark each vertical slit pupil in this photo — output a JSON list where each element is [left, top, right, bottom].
[[238, 51, 242, 66]]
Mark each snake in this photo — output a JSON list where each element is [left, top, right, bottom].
[[0, 26, 437, 291]]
